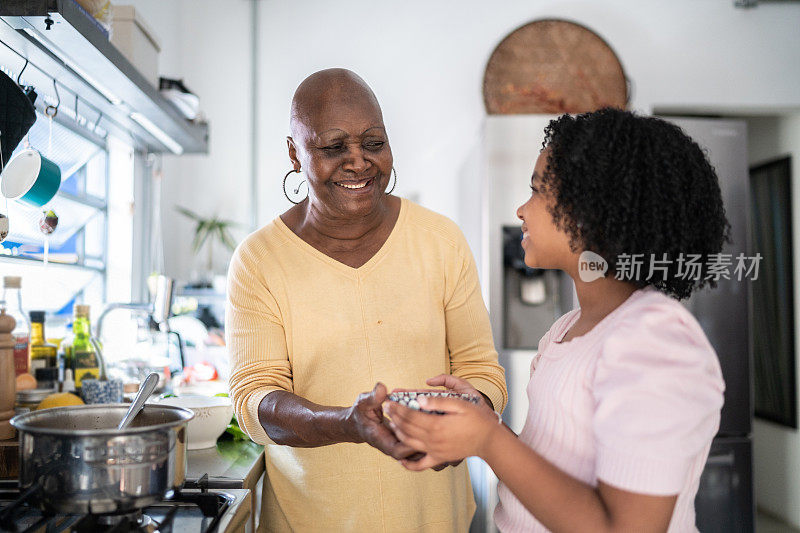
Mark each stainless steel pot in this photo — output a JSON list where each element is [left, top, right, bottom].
[[10, 404, 193, 514]]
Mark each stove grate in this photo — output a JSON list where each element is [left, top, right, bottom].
[[0, 478, 231, 533]]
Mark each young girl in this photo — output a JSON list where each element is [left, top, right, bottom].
[[387, 108, 728, 532]]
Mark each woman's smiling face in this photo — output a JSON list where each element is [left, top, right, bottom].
[[516, 148, 574, 270], [288, 88, 393, 219]]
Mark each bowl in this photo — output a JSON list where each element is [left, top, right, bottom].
[[388, 391, 481, 415], [154, 395, 232, 449]]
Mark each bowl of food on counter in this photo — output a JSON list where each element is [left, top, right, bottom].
[[153, 394, 233, 449]]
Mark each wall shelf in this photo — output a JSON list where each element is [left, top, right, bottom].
[[0, 252, 103, 273], [0, 0, 209, 154]]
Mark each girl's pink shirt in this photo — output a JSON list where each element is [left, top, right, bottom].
[[494, 286, 725, 532]]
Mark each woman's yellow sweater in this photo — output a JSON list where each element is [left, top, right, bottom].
[[227, 198, 507, 532]]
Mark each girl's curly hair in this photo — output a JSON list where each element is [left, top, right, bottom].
[[540, 108, 731, 300]]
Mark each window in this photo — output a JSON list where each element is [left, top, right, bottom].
[[0, 111, 134, 327]]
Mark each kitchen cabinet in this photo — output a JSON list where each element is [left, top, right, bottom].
[[0, 0, 208, 154]]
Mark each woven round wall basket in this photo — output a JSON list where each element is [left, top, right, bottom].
[[483, 19, 629, 114]]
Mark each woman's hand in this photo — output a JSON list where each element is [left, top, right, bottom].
[[385, 395, 501, 471], [388, 374, 494, 470], [347, 383, 423, 460]]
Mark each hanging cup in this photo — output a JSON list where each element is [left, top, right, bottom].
[[0, 148, 61, 207]]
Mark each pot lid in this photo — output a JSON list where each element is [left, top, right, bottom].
[[16, 388, 56, 402]]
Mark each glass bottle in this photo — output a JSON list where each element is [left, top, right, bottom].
[[2, 276, 30, 376], [71, 305, 105, 389], [57, 322, 74, 385], [29, 311, 58, 371]]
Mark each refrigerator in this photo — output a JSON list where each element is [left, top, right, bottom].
[[464, 115, 753, 532], [671, 117, 754, 533]]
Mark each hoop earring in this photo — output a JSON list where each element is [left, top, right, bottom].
[[386, 167, 397, 195], [283, 169, 308, 204]]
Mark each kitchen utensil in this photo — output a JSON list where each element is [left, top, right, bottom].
[[117, 372, 159, 430], [10, 403, 193, 514], [483, 19, 628, 114], [155, 394, 233, 449], [80, 378, 124, 404], [0, 70, 37, 168], [0, 149, 61, 207]]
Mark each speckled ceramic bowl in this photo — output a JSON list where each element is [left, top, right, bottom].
[[388, 391, 481, 415]]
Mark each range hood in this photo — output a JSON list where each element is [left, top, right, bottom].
[[0, 0, 209, 154]]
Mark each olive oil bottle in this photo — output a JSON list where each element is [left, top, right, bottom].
[[71, 305, 104, 389], [29, 311, 57, 371]]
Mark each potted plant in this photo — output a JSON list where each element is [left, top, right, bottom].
[[176, 206, 238, 283]]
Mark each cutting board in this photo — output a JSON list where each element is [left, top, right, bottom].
[[0, 438, 19, 479]]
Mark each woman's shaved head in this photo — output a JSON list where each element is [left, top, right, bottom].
[[290, 68, 383, 139]]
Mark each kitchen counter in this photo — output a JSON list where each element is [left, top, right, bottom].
[[186, 438, 264, 490], [187, 438, 265, 531]]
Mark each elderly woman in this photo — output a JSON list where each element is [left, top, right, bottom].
[[227, 68, 507, 532]]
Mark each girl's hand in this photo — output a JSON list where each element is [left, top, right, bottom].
[[390, 375, 477, 397], [385, 395, 500, 471], [424, 374, 477, 394], [425, 374, 494, 409]]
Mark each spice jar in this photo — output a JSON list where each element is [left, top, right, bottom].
[[34, 367, 58, 390], [15, 388, 55, 415]]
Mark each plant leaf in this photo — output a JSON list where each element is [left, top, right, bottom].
[[218, 225, 237, 251], [191, 220, 210, 253], [178, 208, 239, 256], [195, 229, 213, 255], [218, 218, 240, 228], [176, 206, 200, 221]]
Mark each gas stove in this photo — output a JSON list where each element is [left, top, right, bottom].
[[0, 477, 251, 533]]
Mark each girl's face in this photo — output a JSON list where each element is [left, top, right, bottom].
[[516, 148, 574, 270]]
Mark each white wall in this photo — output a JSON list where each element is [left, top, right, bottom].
[[129, 0, 800, 283], [124, 0, 254, 281], [748, 113, 800, 528], [255, 0, 800, 253]]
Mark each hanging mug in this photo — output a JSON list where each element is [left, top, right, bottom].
[[0, 148, 61, 207]]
